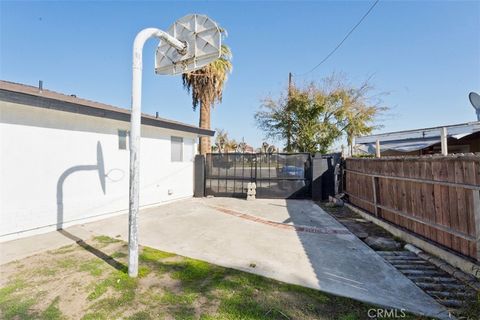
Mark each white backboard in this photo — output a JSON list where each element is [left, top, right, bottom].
[[155, 14, 221, 75]]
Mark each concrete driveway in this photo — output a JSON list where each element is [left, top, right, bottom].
[[1, 197, 449, 318]]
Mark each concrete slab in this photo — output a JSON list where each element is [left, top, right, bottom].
[[0, 198, 450, 319]]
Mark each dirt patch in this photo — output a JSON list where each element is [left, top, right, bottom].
[[318, 202, 404, 249]]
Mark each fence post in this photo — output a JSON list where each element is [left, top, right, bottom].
[[372, 176, 379, 217], [194, 155, 206, 197], [474, 189, 480, 262]]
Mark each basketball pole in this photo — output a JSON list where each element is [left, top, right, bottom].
[[129, 28, 185, 278]]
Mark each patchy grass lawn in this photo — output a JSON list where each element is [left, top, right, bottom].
[[1, 235, 424, 320]]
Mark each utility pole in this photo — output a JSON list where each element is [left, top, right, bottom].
[[288, 72, 292, 95], [286, 72, 293, 152]]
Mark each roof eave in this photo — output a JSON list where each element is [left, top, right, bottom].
[[0, 87, 215, 137]]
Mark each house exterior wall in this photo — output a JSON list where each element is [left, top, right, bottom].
[[0, 101, 198, 241]]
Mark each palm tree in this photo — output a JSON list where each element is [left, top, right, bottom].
[[237, 138, 248, 153], [267, 144, 277, 153], [213, 128, 229, 153], [182, 40, 233, 155], [225, 139, 237, 153]]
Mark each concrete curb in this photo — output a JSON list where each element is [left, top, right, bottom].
[[345, 203, 480, 281]]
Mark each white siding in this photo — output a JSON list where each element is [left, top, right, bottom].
[[0, 101, 198, 241]]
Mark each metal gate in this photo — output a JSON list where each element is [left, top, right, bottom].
[[205, 153, 311, 199]]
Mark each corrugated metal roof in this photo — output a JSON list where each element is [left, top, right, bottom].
[[356, 121, 480, 144]]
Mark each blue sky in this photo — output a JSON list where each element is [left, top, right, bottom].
[[1, 0, 479, 150]]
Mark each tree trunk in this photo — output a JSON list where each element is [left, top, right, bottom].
[[199, 101, 211, 155]]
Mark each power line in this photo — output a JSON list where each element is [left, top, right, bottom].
[[295, 0, 380, 77]]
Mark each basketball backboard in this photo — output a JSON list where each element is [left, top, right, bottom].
[[155, 14, 222, 75]]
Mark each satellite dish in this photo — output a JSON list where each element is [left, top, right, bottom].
[[155, 14, 221, 75], [469, 92, 480, 121]]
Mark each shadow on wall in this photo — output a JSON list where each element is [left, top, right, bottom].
[[56, 141, 126, 272], [56, 141, 106, 230]]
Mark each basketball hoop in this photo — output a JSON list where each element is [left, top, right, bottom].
[[128, 14, 221, 277]]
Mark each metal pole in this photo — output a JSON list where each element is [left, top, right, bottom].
[[129, 28, 185, 278], [440, 127, 448, 156], [375, 139, 381, 158], [351, 136, 356, 156]]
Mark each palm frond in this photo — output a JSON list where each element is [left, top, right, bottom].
[[181, 29, 233, 112]]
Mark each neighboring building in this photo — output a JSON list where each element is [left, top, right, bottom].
[[0, 80, 214, 241], [244, 145, 255, 153], [355, 121, 480, 156]]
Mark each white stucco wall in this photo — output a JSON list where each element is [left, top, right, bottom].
[[0, 101, 198, 241]]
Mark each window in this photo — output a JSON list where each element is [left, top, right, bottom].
[[171, 136, 183, 162], [118, 130, 128, 150]]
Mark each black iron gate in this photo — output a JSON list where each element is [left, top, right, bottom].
[[205, 153, 311, 199]]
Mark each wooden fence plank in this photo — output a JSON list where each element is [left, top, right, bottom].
[[448, 160, 461, 253], [345, 155, 479, 260], [425, 160, 437, 243], [417, 160, 427, 237], [441, 160, 452, 248], [455, 160, 469, 256]]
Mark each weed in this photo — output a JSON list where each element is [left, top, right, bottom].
[[339, 313, 359, 320], [127, 311, 152, 320], [81, 312, 107, 320], [37, 268, 57, 277], [41, 296, 64, 320], [138, 265, 151, 278], [139, 247, 175, 263], [50, 244, 76, 255], [87, 279, 110, 301], [56, 258, 76, 269], [111, 251, 127, 259], [172, 258, 213, 283], [1, 297, 37, 320], [80, 259, 105, 276], [159, 290, 197, 305], [460, 291, 480, 319], [0, 280, 38, 320], [93, 235, 121, 244], [216, 290, 274, 319], [282, 283, 330, 303], [0, 279, 25, 302]]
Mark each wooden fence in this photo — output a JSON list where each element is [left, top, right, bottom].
[[345, 155, 480, 261]]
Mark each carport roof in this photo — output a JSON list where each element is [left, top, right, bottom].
[[0, 80, 215, 137], [356, 121, 480, 153]]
